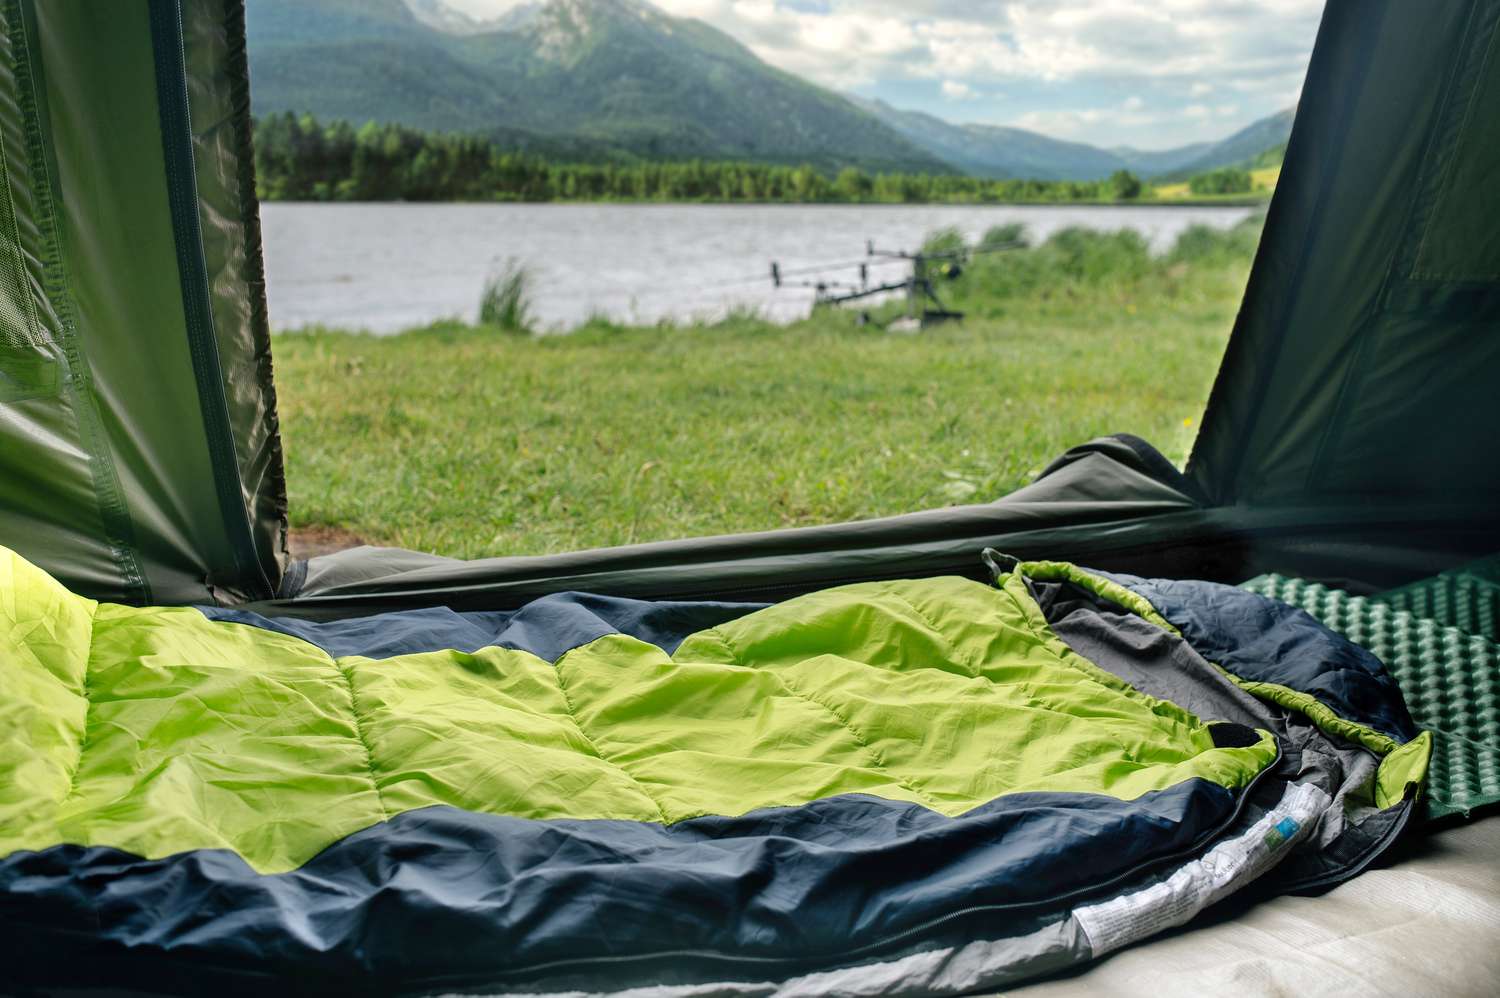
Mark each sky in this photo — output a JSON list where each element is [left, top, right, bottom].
[[441, 0, 1325, 150]]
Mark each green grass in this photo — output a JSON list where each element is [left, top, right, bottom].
[[272, 220, 1259, 560], [477, 259, 535, 333]]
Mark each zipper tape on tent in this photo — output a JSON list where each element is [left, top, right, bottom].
[[147, 0, 271, 601]]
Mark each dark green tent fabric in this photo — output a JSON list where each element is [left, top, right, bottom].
[[0, 0, 285, 607], [1189, 0, 1500, 513]]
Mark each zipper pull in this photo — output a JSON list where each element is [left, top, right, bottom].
[[981, 548, 1020, 584]]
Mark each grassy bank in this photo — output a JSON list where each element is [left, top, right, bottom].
[[272, 217, 1261, 560]]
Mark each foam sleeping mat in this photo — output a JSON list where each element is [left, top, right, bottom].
[[1243, 558, 1500, 823]]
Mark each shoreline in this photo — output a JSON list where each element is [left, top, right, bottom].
[[258, 196, 1271, 210]]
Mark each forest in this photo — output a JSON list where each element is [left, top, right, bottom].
[[252, 112, 1158, 205]]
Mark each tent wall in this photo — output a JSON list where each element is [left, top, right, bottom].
[[1188, 0, 1500, 517], [0, 0, 285, 605]]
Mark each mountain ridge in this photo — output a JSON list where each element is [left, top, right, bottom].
[[248, 0, 952, 173], [853, 95, 1291, 182], [247, 0, 1292, 181]]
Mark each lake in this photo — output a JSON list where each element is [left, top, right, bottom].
[[259, 202, 1257, 334]]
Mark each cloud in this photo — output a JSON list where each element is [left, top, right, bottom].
[[941, 79, 979, 100], [447, 0, 1325, 146]]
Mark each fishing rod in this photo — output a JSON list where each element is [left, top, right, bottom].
[[761, 234, 1029, 329]]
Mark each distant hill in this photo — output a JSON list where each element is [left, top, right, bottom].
[[1109, 143, 1214, 177], [847, 97, 1126, 181], [1154, 110, 1296, 181], [855, 95, 1294, 182], [246, 0, 951, 174]]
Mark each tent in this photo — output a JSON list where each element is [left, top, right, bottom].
[[0, 0, 1495, 615], [0, 0, 1497, 993]]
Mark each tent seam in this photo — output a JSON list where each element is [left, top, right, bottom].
[[1409, 3, 1498, 279], [709, 626, 943, 813], [550, 652, 671, 825], [335, 659, 388, 821], [6, 0, 149, 602], [61, 600, 100, 805]]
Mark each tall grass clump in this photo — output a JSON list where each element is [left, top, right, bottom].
[[916, 215, 1263, 320], [1043, 227, 1152, 285], [478, 258, 535, 334], [979, 222, 1029, 251], [920, 227, 968, 258], [1166, 214, 1264, 267], [953, 226, 1152, 301]]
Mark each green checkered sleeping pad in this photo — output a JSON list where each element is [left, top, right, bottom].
[[1375, 555, 1500, 643], [1243, 559, 1500, 822]]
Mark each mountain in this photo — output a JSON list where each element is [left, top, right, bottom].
[[1154, 109, 1297, 181], [247, 0, 1293, 182], [854, 95, 1294, 182], [850, 97, 1127, 181], [1109, 143, 1213, 177], [245, 0, 951, 174]]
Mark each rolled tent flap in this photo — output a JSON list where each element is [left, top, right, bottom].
[[0, 0, 286, 605], [257, 433, 1489, 619], [265, 434, 1211, 617]]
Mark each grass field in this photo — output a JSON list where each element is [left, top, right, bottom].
[[272, 218, 1261, 560], [1154, 164, 1280, 201]]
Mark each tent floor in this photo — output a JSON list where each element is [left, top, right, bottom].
[[1011, 815, 1500, 997]]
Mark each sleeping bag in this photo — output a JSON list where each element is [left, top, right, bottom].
[[0, 545, 1429, 995]]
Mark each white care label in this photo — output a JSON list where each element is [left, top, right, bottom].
[[1074, 781, 1331, 956]]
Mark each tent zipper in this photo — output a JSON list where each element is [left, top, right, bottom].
[[147, 0, 271, 600]]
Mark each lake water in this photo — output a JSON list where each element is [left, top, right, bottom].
[[260, 202, 1256, 334]]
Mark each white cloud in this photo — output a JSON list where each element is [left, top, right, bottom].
[[437, 0, 1325, 146]]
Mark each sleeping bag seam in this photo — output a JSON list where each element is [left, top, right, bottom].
[[334, 659, 388, 821], [709, 625, 943, 813], [893, 579, 1229, 779], [550, 650, 671, 825], [884, 587, 990, 681], [1086, 571, 1430, 804], [60, 601, 99, 805], [880, 584, 1175, 744], [348, 750, 1289, 991]]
